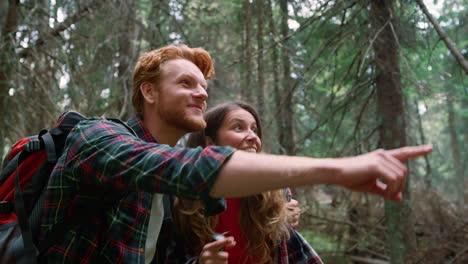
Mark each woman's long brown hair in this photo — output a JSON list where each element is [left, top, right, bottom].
[[174, 101, 290, 263]]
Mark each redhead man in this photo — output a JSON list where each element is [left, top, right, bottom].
[[37, 45, 432, 263]]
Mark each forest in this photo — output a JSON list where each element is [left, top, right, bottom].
[[1, 0, 467, 263]]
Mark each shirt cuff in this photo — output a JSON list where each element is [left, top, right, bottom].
[[197, 146, 235, 216], [204, 197, 226, 216]]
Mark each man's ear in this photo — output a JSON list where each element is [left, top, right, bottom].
[[205, 136, 215, 146], [140, 81, 157, 104]]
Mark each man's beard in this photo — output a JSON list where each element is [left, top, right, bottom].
[[158, 103, 206, 133]]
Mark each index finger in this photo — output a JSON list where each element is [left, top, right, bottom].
[[386, 144, 433, 162], [204, 236, 236, 252], [287, 199, 299, 207]]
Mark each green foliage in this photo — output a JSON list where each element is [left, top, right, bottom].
[[1, 0, 466, 261], [300, 229, 339, 252]]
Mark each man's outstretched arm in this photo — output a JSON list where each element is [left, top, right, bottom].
[[210, 145, 433, 201]]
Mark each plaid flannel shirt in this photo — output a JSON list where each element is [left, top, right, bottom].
[[38, 115, 235, 264], [276, 228, 324, 264]]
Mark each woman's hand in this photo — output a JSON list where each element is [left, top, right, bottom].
[[286, 198, 301, 228], [198, 236, 236, 264]]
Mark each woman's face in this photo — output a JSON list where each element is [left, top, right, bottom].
[[212, 108, 261, 153]]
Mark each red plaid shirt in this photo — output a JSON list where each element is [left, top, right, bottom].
[[38, 115, 234, 263]]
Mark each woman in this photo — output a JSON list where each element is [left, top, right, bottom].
[[157, 101, 322, 264]]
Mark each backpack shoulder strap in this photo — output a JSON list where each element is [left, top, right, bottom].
[[163, 195, 173, 222], [13, 150, 39, 263], [106, 117, 137, 137], [0, 136, 41, 186], [2, 148, 10, 169], [39, 131, 56, 163]]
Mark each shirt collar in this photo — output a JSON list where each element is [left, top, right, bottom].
[[126, 115, 158, 143]]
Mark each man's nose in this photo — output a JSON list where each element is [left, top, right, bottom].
[[194, 85, 208, 100]]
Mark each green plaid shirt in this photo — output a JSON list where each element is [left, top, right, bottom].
[[38, 115, 234, 263]]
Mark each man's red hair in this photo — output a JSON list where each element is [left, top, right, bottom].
[[132, 45, 215, 115]]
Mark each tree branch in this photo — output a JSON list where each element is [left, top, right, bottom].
[[414, 0, 468, 74], [18, 0, 106, 58], [348, 256, 389, 264]]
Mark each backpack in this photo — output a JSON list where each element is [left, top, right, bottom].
[[0, 110, 133, 264]]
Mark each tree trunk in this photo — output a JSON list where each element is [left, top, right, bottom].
[[414, 100, 432, 188], [147, 0, 169, 49], [116, 0, 139, 119], [0, 1, 8, 33], [256, 0, 266, 123], [463, 98, 468, 150], [462, 97, 468, 200], [370, 1, 416, 262], [241, 0, 253, 103], [446, 87, 464, 211], [267, 0, 285, 155], [0, 0, 20, 159], [280, 0, 296, 155], [33, 0, 56, 132]]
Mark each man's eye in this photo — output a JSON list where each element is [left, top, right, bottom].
[[181, 80, 190, 86]]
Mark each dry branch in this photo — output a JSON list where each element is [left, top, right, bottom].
[[348, 256, 389, 264], [414, 0, 468, 74]]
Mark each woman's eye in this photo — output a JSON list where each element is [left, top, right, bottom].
[[252, 128, 258, 134], [232, 125, 242, 131], [181, 80, 190, 86]]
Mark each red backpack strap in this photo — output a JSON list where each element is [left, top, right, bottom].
[[13, 149, 39, 262]]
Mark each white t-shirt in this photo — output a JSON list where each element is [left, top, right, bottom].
[[144, 193, 164, 264]]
